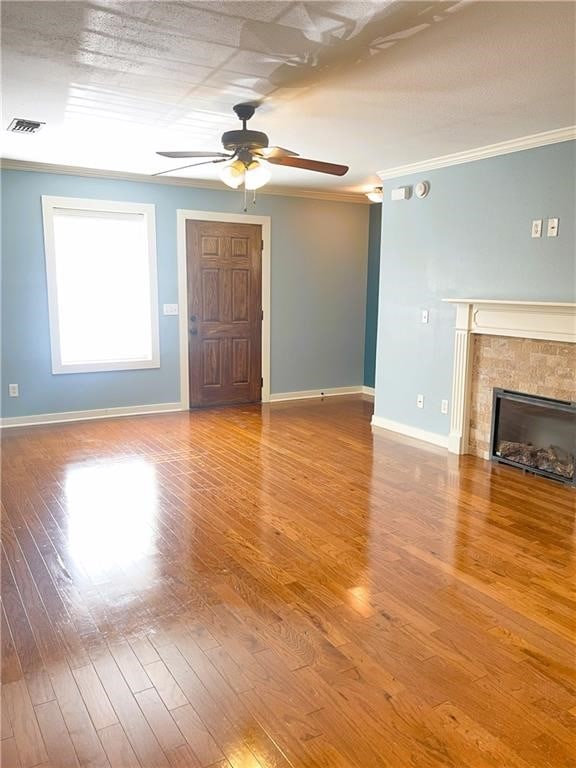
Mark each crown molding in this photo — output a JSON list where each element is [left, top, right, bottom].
[[0, 158, 368, 204], [377, 126, 576, 181]]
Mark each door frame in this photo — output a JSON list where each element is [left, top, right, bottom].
[[176, 209, 271, 409]]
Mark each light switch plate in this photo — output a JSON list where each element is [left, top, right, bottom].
[[531, 219, 542, 238], [441, 399, 449, 414], [547, 218, 559, 237], [8, 384, 19, 397], [163, 303, 179, 315], [421, 309, 429, 324], [416, 394, 424, 409]]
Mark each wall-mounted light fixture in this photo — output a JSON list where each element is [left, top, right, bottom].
[[365, 187, 384, 203]]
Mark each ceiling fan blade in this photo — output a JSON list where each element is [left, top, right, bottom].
[[253, 146, 299, 159], [156, 151, 231, 159], [152, 157, 231, 177], [266, 155, 348, 176]]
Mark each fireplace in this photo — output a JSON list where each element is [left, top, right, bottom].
[[443, 299, 576, 456], [490, 389, 576, 485]]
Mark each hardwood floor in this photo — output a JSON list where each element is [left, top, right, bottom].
[[1, 396, 575, 768]]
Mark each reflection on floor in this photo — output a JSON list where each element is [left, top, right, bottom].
[[1, 396, 575, 768]]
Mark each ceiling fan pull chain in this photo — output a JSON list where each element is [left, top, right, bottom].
[[252, 190, 256, 206], [243, 185, 248, 213]]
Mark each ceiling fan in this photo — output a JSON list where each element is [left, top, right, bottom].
[[154, 103, 349, 190]]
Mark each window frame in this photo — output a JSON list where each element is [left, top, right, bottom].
[[41, 195, 160, 374]]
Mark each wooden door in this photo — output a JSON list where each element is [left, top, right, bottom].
[[186, 220, 262, 407]]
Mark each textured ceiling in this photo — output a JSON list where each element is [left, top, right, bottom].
[[1, 1, 575, 195]]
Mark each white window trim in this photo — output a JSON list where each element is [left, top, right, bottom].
[[41, 195, 160, 374]]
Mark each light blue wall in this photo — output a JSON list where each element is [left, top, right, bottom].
[[1, 170, 369, 417], [375, 140, 576, 436], [363, 203, 381, 388]]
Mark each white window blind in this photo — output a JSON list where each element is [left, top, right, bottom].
[[42, 197, 160, 373]]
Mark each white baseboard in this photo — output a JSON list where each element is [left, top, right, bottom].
[[362, 386, 375, 398], [1, 388, 370, 427], [371, 415, 449, 449], [0, 402, 183, 429], [269, 386, 363, 403]]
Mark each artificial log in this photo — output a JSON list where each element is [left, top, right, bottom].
[[497, 441, 574, 479]]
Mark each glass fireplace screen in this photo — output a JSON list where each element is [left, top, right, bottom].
[[490, 389, 575, 485]]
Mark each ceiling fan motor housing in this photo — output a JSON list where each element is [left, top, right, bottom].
[[221, 129, 269, 152]]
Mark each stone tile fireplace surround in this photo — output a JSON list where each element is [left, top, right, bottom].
[[469, 336, 575, 458], [444, 300, 576, 456]]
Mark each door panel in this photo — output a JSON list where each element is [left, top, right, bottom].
[[231, 270, 250, 322], [201, 236, 219, 257], [187, 220, 262, 407], [201, 269, 220, 321], [231, 237, 249, 258], [232, 338, 250, 384], [202, 339, 222, 386]]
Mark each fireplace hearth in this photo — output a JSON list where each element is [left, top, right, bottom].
[[490, 389, 576, 485]]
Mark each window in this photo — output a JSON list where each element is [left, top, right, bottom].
[[42, 196, 160, 374]]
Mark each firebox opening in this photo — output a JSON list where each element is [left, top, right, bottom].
[[490, 389, 575, 485]]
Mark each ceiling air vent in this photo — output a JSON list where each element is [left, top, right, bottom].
[[7, 118, 45, 134]]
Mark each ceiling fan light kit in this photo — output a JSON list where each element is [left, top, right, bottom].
[[155, 103, 349, 206], [219, 156, 271, 191], [220, 159, 245, 189], [244, 160, 272, 190]]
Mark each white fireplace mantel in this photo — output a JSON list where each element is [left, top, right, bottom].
[[443, 299, 576, 454]]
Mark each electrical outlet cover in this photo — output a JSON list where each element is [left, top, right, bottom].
[[547, 218, 559, 237]]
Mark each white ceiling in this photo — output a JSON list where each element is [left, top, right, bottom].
[[2, 1, 575, 196]]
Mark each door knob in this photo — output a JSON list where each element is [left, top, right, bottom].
[[190, 315, 197, 322], [190, 328, 198, 336]]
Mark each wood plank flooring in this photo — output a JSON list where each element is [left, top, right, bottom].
[[1, 396, 575, 767]]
